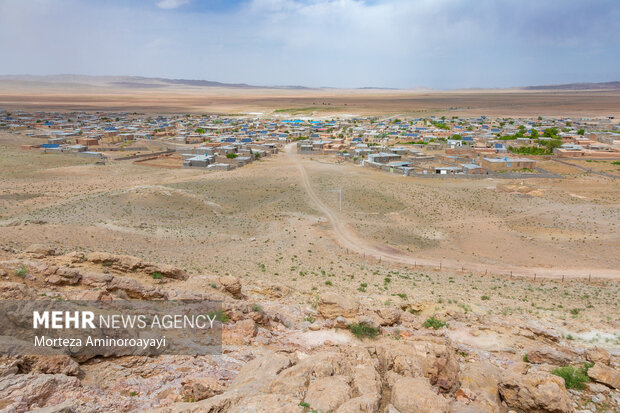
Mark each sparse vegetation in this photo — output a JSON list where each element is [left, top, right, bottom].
[[348, 322, 379, 339], [551, 364, 590, 390], [423, 317, 447, 330]]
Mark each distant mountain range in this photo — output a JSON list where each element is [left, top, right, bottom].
[[522, 81, 620, 91], [0, 74, 618, 91]]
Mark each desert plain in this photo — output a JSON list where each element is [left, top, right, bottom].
[[0, 82, 618, 412]]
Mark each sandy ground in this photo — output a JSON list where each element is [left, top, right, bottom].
[[1, 132, 618, 283], [0, 131, 619, 356], [1, 83, 620, 117]]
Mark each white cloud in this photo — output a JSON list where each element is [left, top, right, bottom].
[[156, 0, 190, 10], [0, 0, 617, 88]]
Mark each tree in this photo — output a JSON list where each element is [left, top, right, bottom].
[[543, 127, 559, 138], [530, 129, 539, 139], [577, 129, 585, 135]]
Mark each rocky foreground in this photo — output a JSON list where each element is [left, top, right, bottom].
[[0, 245, 618, 412]]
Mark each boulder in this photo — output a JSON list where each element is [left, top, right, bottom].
[[498, 368, 573, 412], [585, 347, 611, 366], [15, 355, 80, 376], [0, 282, 33, 299], [527, 346, 573, 366], [80, 272, 114, 287], [229, 353, 292, 395], [180, 377, 225, 402], [0, 373, 81, 412], [390, 376, 450, 413], [25, 245, 55, 257], [106, 277, 167, 300], [376, 307, 401, 326], [318, 293, 359, 319], [46, 267, 81, 286], [524, 321, 561, 342], [374, 336, 460, 393], [304, 375, 351, 412], [457, 360, 502, 413], [335, 394, 380, 413], [587, 363, 619, 389], [219, 276, 242, 298], [223, 319, 257, 345]]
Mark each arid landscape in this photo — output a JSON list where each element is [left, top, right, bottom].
[[0, 87, 619, 411], [1, 76, 620, 117]]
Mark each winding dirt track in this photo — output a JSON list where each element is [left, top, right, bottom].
[[285, 144, 620, 280]]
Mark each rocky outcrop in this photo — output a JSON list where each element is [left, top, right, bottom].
[[456, 360, 502, 413], [24, 244, 56, 258], [390, 376, 450, 413], [219, 276, 243, 299], [180, 377, 225, 402], [106, 277, 167, 300], [376, 307, 401, 326], [87, 252, 188, 280], [15, 355, 80, 376], [585, 347, 611, 366], [0, 373, 82, 412], [46, 267, 81, 286], [587, 363, 619, 389], [527, 346, 574, 366], [374, 336, 460, 393], [304, 375, 351, 412], [318, 292, 359, 319], [498, 366, 573, 413]]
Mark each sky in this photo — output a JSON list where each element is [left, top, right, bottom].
[[0, 0, 618, 89]]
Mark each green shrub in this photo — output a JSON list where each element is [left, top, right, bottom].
[[423, 317, 447, 330], [150, 272, 163, 279], [551, 365, 590, 390], [481, 295, 490, 300], [251, 303, 263, 313], [15, 266, 27, 278], [226, 153, 238, 159], [349, 322, 379, 339], [523, 353, 529, 363], [207, 310, 229, 323]]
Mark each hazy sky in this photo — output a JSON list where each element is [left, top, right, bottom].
[[0, 0, 618, 88]]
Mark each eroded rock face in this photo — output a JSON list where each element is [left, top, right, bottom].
[[106, 276, 167, 300], [24, 244, 56, 258], [0, 373, 82, 412], [390, 376, 450, 413], [180, 377, 225, 402], [527, 346, 574, 366], [585, 347, 611, 366], [376, 307, 401, 326], [15, 355, 80, 376], [219, 276, 243, 298], [46, 267, 81, 286], [587, 363, 619, 389], [456, 360, 502, 413], [318, 292, 359, 319], [498, 368, 574, 413], [374, 336, 460, 393], [87, 252, 188, 280], [304, 375, 352, 412]]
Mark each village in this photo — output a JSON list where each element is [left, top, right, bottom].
[[1, 109, 619, 177]]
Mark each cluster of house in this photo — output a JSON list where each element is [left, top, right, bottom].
[[294, 115, 619, 175], [180, 142, 278, 170], [1, 110, 618, 173]]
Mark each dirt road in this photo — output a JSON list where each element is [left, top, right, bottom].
[[285, 143, 620, 280]]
